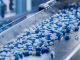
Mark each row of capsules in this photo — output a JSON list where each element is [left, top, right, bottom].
[[0, 2, 80, 60]]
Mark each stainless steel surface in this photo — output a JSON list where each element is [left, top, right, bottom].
[[52, 31, 80, 60], [70, 48, 80, 60]]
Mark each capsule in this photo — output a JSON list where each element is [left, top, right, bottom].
[[13, 54, 20, 60], [56, 32, 63, 40], [45, 34, 51, 40], [0, 56, 5, 60], [73, 26, 79, 32], [41, 48, 50, 54], [17, 53, 23, 59], [36, 51, 41, 56], [22, 51, 29, 57], [64, 26, 71, 33], [64, 35, 70, 40]]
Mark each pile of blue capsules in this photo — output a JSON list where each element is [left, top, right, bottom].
[[0, 2, 80, 60]]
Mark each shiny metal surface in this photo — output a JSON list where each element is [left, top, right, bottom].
[[52, 31, 80, 60], [70, 48, 80, 60]]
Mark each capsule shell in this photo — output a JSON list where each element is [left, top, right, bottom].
[[64, 36, 70, 40]]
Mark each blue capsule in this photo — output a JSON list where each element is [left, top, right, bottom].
[[50, 17, 53, 21], [56, 33, 62, 40], [36, 34, 43, 39], [61, 10, 66, 14], [14, 54, 19, 60], [78, 22, 80, 26], [64, 36, 70, 40], [49, 29, 54, 33], [0, 57, 5, 60], [46, 34, 51, 40], [25, 32, 31, 36], [35, 29, 40, 34], [73, 26, 79, 32], [64, 26, 71, 33], [38, 42, 43, 47], [61, 30, 65, 35], [2, 50, 8, 53], [36, 51, 41, 56], [22, 51, 29, 57], [36, 48, 41, 51], [66, 28, 71, 33], [18, 53, 23, 59], [41, 48, 49, 54]]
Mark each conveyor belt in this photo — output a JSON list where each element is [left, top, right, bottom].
[[0, 1, 80, 60]]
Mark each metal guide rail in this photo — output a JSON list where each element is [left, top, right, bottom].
[[0, 13, 27, 33]]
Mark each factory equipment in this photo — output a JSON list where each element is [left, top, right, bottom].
[[0, 0, 6, 18], [0, 0, 80, 60], [0, 12, 27, 33], [15, 0, 26, 14]]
